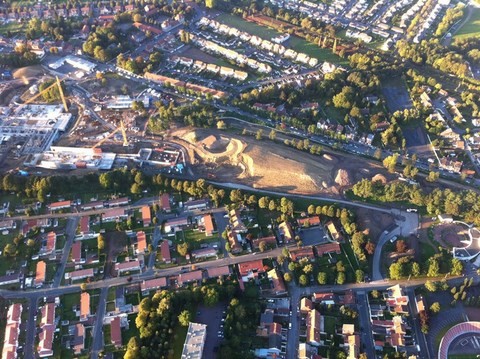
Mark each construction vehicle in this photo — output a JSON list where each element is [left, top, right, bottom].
[[92, 119, 129, 148], [18, 76, 68, 112]]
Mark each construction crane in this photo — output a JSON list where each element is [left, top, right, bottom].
[[18, 76, 68, 112], [92, 120, 129, 148]]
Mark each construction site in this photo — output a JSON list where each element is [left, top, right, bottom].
[[0, 73, 187, 174]]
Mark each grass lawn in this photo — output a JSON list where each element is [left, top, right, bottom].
[[122, 313, 139, 343], [324, 315, 336, 334], [172, 323, 189, 359], [0, 21, 26, 36], [60, 293, 80, 321], [419, 240, 437, 263], [216, 13, 279, 39], [453, 7, 480, 39], [177, 229, 219, 249], [287, 36, 348, 64]]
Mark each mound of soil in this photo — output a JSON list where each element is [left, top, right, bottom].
[[372, 173, 387, 184], [335, 169, 351, 186]]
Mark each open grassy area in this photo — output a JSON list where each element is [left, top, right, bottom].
[[288, 36, 348, 65], [121, 313, 139, 343], [172, 323, 189, 359], [324, 315, 336, 334], [454, 7, 480, 39], [0, 21, 26, 36]]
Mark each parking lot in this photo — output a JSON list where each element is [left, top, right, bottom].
[[194, 303, 227, 357]]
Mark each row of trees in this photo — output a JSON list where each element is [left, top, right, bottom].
[[352, 179, 480, 226]]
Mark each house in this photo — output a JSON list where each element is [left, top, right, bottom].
[[298, 342, 317, 359], [306, 309, 322, 346], [297, 216, 321, 227], [107, 197, 130, 207], [71, 241, 83, 263], [438, 214, 453, 223], [269, 322, 283, 350], [80, 292, 90, 321], [134, 231, 147, 254], [80, 201, 104, 211], [48, 200, 71, 212], [72, 323, 85, 355], [102, 208, 127, 222], [0, 219, 16, 231], [278, 222, 294, 243], [267, 269, 286, 296], [35, 261, 46, 287], [300, 297, 314, 314], [312, 292, 336, 305], [289, 247, 315, 262], [184, 199, 208, 211], [326, 221, 343, 242], [115, 261, 141, 275], [159, 193, 171, 212], [252, 236, 277, 250], [160, 240, 171, 263], [110, 317, 122, 348], [0, 273, 22, 287], [178, 270, 203, 286], [238, 259, 265, 282], [315, 242, 341, 256], [229, 209, 247, 233], [2, 303, 22, 359], [227, 230, 243, 254], [141, 277, 167, 295], [65, 268, 94, 282], [347, 334, 360, 359], [439, 157, 463, 173], [79, 216, 90, 235], [207, 266, 230, 279], [115, 286, 125, 311], [141, 206, 152, 227], [342, 290, 356, 306], [385, 284, 409, 314], [164, 217, 189, 233], [191, 247, 217, 260], [203, 214, 215, 236], [43, 231, 57, 256], [37, 303, 56, 358]]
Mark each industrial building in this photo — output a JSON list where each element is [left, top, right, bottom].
[[181, 322, 207, 359], [28, 146, 116, 170], [49, 55, 97, 73]]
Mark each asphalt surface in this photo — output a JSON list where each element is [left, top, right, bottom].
[[90, 286, 108, 359], [53, 217, 79, 288], [356, 290, 376, 358]]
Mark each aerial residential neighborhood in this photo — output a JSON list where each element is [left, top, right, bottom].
[[0, 0, 479, 358]]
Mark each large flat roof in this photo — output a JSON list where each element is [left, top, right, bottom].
[[181, 322, 207, 359]]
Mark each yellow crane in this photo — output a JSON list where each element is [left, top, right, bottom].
[[92, 120, 129, 148], [19, 76, 68, 112]]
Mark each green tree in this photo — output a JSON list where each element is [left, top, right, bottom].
[[430, 302, 441, 313], [205, 0, 216, 8], [258, 241, 267, 253], [383, 154, 399, 173], [427, 258, 440, 277], [450, 258, 464, 276], [284, 272, 292, 282], [317, 272, 327, 285], [269, 129, 276, 141], [97, 234, 105, 251], [337, 272, 346, 284], [426, 171, 440, 183], [216, 120, 226, 129], [177, 242, 190, 257], [425, 280, 437, 292], [355, 269, 364, 283], [412, 262, 421, 277], [299, 274, 308, 286], [178, 310, 191, 326]]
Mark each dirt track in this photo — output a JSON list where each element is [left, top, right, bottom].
[[172, 127, 394, 196]]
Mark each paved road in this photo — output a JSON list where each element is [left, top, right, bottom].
[[90, 286, 108, 359], [372, 225, 400, 281], [407, 287, 431, 359], [147, 224, 162, 269], [24, 296, 39, 359], [356, 290, 376, 358], [53, 217, 79, 287]]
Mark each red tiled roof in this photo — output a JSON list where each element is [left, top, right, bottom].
[[71, 242, 82, 262], [80, 292, 90, 319], [203, 214, 214, 235], [178, 270, 203, 284], [141, 206, 151, 226], [49, 200, 71, 209], [289, 247, 315, 261], [111, 317, 122, 347], [136, 231, 147, 253], [80, 216, 89, 233], [207, 266, 230, 278], [46, 232, 56, 252], [160, 193, 171, 211], [297, 216, 321, 226], [141, 277, 167, 292], [160, 241, 171, 263], [35, 261, 46, 285], [238, 259, 264, 276], [133, 22, 163, 35], [252, 236, 277, 249], [315, 242, 341, 256]]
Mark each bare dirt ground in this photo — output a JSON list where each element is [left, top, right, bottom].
[[434, 223, 469, 249], [180, 46, 220, 64], [171, 127, 394, 196], [355, 207, 395, 240], [13, 65, 45, 79], [81, 74, 144, 98]]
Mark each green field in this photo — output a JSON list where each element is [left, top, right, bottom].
[[0, 21, 26, 36], [216, 13, 279, 39], [216, 13, 347, 64], [454, 7, 480, 39]]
